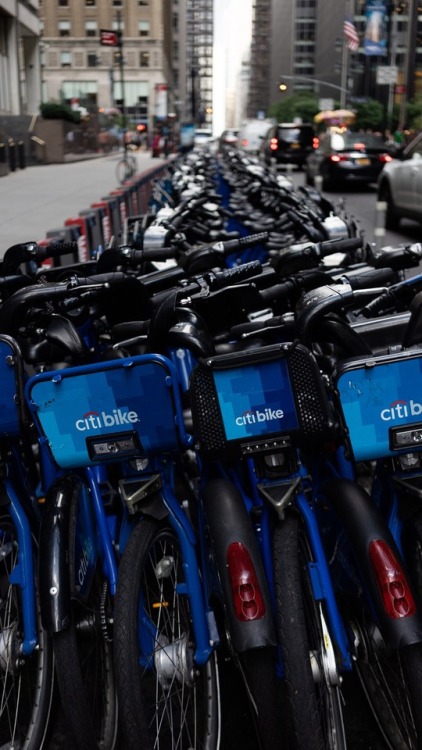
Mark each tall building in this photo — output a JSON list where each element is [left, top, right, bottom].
[[0, 0, 42, 116], [247, 0, 271, 119], [39, 0, 173, 132], [185, 0, 214, 126], [247, 0, 422, 124]]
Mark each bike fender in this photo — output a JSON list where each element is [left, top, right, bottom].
[[39, 474, 83, 633], [323, 478, 422, 648], [202, 477, 277, 652]]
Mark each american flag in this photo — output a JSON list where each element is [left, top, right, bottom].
[[343, 15, 360, 51]]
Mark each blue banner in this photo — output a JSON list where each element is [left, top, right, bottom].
[[364, 0, 387, 56]]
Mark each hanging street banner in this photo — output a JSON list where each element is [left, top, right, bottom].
[[364, 1, 387, 56], [100, 29, 119, 47]]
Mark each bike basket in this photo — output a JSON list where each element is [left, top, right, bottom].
[[334, 349, 422, 461], [25, 353, 191, 469], [0, 335, 24, 437], [189, 342, 334, 459]]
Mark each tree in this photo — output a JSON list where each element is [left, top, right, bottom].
[[268, 92, 320, 124], [406, 95, 422, 130], [352, 99, 383, 131]]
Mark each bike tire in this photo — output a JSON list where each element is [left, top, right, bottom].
[[113, 517, 221, 750], [353, 628, 422, 750], [52, 485, 118, 750], [115, 157, 135, 184], [239, 647, 285, 750], [351, 510, 422, 750], [0, 512, 54, 750], [272, 513, 346, 750]]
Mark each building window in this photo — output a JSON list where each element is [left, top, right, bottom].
[[138, 96, 148, 116], [138, 21, 150, 36], [61, 51, 72, 68], [87, 52, 98, 67], [139, 1, 149, 4], [85, 21, 97, 37], [112, 21, 124, 32], [85, 0, 95, 4], [112, 0, 122, 5], [58, 21, 71, 37], [140, 51, 150, 67], [58, 0, 68, 5]]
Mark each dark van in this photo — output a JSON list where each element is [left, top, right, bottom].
[[260, 122, 316, 169]]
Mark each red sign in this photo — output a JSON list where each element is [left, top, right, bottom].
[[394, 84, 406, 94], [100, 29, 119, 47]]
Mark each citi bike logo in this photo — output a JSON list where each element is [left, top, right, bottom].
[[235, 407, 284, 427], [380, 399, 422, 421], [75, 408, 140, 431]]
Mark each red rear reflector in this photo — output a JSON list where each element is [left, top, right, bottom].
[[226, 542, 266, 621], [369, 539, 416, 619], [379, 154, 393, 163]]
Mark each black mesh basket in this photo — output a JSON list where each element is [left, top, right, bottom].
[[189, 342, 335, 459]]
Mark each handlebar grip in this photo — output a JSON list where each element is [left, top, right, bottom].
[[360, 289, 396, 317], [343, 267, 395, 291], [207, 260, 262, 289], [319, 236, 363, 257], [134, 247, 178, 262], [222, 231, 269, 254], [36, 242, 79, 260]]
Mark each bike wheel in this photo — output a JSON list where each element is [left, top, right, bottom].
[[0, 513, 54, 750], [239, 647, 285, 750], [114, 517, 221, 750], [273, 513, 346, 750], [52, 484, 118, 750], [350, 509, 422, 750], [352, 622, 422, 750], [115, 158, 134, 184]]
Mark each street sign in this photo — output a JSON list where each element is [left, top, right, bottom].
[[376, 65, 398, 85], [394, 84, 406, 94], [100, 29, 119, 47], [319, 98, 334, 110]]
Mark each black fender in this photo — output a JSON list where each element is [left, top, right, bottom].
[[202, 477, 277, 652], [323, 478, 422, 649], [39, 474, 83, 633]]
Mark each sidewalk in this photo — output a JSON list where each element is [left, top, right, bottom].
[[0, 150, 161, 257]]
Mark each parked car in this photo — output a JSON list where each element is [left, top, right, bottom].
[[377, 131, 422, 228], [219, 128, 239, 149], [305, 130, 393, 189], [238, 119, 273, 155], [260, 122, 316, 169], [193, 128, 213, 147]]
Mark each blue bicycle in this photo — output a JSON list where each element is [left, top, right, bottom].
[[0, 334, 54, 749]]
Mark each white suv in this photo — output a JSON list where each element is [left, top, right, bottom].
[[377, 132, 422, 228]]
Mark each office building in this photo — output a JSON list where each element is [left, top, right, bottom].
[[0, 0, 41, 116], [248, 0, 421, 122]]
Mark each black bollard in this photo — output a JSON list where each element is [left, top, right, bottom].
[[8, 141, 16, 172], [17, 141, 26, 169]]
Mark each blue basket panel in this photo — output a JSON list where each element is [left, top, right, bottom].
[[214, 358, 299, 443], [336, 355, 422, 461], [26, 357, 186, 468]]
